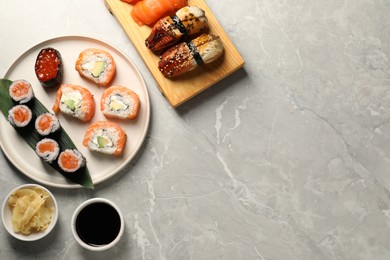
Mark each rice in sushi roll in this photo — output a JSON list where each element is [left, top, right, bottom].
[[8, 80, 34, 104], [58, 149, 86, 173], [100, 85, 140, 120], [75, 48, 116, 87], [35, 112, 61, 136], [52, 84, 95, 122], [35, 138, 60, 163], [83, 121, 127, 156], [8, 105, 33, 127]]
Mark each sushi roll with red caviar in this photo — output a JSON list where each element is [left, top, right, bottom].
[[58, 149, 86, 173], [83, 121, 127, 156], [35, 47, 63, 88], [75, 48, 116, 87], [8, 80, 34, 104], [8, 105, 33, 128], [100, 85, 140, 120], [35, 138, 60, 163], [35, 112, 61, 136], [52, 84, 95, 122]]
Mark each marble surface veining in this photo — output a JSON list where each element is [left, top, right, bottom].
[[1, 0, 390, 259]]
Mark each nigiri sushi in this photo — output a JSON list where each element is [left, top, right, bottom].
[[35, 112, 61, 136], [35, 138, 60, 163], [52, 84, 95, 122], [83, 121, 127, 156], [121, 0, 141, 4], [58, 149, 86, 173], [158, 34, 224, 78], [100, 85, 140, 120], [35, 47, 63, 88], [145, 6, 208, 54], [8, 80, 34, 104], [75, 48, 116, 87], [8, 105, 33, 128], [131, 0, 188, 26]]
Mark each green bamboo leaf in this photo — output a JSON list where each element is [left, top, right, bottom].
[[0, 78, 94, 189], [0, 79, 13, 116]]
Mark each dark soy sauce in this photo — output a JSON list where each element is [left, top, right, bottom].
[[75, 202, 121, 246]]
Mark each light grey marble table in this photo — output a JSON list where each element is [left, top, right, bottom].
[[1, 0, 390, 259]]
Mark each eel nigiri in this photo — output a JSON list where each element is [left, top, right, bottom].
[[158, 34, 224, 78], [131, 0, 188, 26], [52, 84, 95, 122], [145, 6, 208, 54]]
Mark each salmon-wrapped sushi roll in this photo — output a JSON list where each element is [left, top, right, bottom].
[[58, 149, 86, 173], [100, 86, 140, 120], [52, 84, 95, 122], [9, 80, 34, 104], [83, 121, 127, 156], [75, 48, 116, 87]]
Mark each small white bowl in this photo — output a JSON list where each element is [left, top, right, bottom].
[[71, 198, 124, 251], [2, 184, 58, 241]]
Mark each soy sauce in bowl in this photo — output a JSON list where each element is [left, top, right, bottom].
[[72, 198, 124, 251]]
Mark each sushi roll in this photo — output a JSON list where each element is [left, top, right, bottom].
[[83, 121, 127, 156], [100, 86, 140, 120], [58, 149, 86, 173], [75, 48, 116, 87], [35, 47, 63, 88], [8, 105, 33, 128], [35, 112, 61, 136], [35, 138, 60, 163], [8, 80, 34, 104], [52, 84, 95, 122]]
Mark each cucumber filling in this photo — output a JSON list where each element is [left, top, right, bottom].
[[96, 136, 113, 148], [64, 99, 76, 111], [91, 60, 107, 78]]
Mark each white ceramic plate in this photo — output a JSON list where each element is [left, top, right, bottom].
[[0, 36, 150, 188]]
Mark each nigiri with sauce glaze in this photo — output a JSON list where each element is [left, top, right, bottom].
[[158, 33, 224, 78], [145, 6, 208, 54]]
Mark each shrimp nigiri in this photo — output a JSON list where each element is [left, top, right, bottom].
[[131, 0, 188, 26], [121, 0, 141, 4]]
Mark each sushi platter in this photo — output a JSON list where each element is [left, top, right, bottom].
[[0, 36, 150, 188], [105, 0, 245, 107]]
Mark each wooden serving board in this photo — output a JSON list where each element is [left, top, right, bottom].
[[105, 0, 245, 107]]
